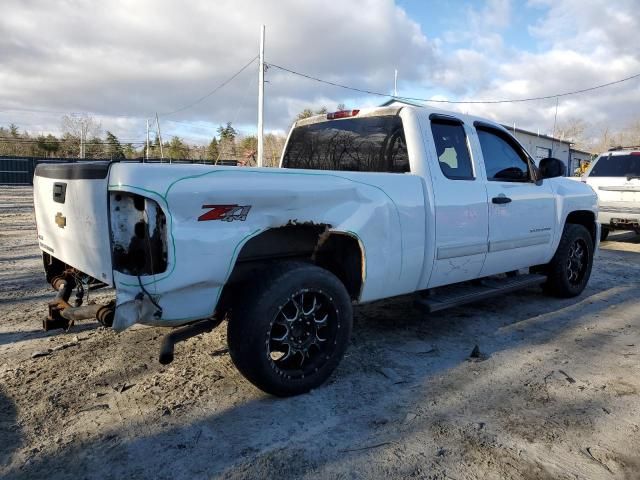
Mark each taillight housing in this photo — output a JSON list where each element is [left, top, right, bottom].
[[327, 109, 360, 120], [110, 192, 168, 276]]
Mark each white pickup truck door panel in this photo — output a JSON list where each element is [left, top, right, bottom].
[[421, 116, 489, 288], [482, 180, 556, 276], [473, 127, 557, 276]]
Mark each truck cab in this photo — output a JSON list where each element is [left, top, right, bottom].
[[282, 106, 597, 288]]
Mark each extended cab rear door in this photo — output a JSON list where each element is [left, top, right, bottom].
[[472, 124, 556, 276], [424, 114, 489, 288]]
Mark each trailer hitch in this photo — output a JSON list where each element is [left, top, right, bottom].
[[158, 317, 223, 365]]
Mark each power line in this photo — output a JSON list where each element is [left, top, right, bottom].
[[267, 62, 640, 104], [158, 56, 259, 117]]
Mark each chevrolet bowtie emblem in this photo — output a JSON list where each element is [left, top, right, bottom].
[[55, 212, 66, 228]]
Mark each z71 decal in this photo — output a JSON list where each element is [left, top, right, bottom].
[[198, 204, 251, 222]]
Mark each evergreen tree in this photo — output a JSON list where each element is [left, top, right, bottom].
[[104, 131, 125, 159], [217, 122, 238, 142], [123, 143, 136, 159], [168, 136, 188, 159], [36, 134, 60, 157], [217, 122, 237, 161], [84, 136, 103, 159]]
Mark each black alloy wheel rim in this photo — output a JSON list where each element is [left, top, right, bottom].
[[267, 289, 339, 379], [566, 238, 588, 285]]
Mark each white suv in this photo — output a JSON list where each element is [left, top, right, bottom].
[[584, 147, 640, 240]]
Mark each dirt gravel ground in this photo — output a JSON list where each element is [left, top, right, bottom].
[[1, 185, 640, 480]]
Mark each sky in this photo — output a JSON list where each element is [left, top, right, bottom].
[[1, 0, 639, 145]]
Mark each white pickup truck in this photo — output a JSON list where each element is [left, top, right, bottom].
[[582, 147, 640, 240], [33, 105, 598, 396]]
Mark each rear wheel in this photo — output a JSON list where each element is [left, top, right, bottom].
[[227, 262, 353, 397], [544, 224, 594, 298]]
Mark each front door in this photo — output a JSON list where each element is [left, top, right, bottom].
[[474, 125, 556, 277]]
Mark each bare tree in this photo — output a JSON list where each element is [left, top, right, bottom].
[[264, 133, 286, 167], [557, 118, 589, 149], [61, 114, 102, 158]]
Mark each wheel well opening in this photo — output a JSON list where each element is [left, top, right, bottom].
[[314, 233, 364, 300], [225, 225, 364, 302], [566, 210, 596, 245]]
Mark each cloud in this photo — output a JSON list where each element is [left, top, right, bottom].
[[0, 0, 434, 140], [528, 0, 638, 57], [470, 0, 512, 30], [0, 0, 637, 149], [433, 0, 640, 142]]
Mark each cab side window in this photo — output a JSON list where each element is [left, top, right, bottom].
[[476, 127, 531, 182], [431, 119, 474, 180]]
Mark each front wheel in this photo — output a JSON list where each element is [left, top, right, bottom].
[[600, 226, 609, 242], [227, 262, 353, 397], [544, 224, 594, 298]]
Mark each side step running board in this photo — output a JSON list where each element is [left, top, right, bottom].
[[414, 273, 546, 313]]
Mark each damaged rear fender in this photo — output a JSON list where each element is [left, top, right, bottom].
[[107, 164, 425, 329]]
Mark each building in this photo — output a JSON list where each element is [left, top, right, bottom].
[[380, 99, 591, 176], [505, 126, 592, 176], [568, 148, 594, 175]]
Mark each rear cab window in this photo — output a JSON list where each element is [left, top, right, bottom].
[[282, 115, 409, 173], [589, 153, 640, 178]]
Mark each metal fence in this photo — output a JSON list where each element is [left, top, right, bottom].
[[0, 156, 238, 185]]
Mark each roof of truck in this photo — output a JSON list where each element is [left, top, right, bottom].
[[381, 98, 580, 147], [294, 101, 507, 134]]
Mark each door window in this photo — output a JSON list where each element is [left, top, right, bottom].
[[476, 127, 532, 182], [431, 120, 474, 180]]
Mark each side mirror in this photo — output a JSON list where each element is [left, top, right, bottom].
[[539, 157, 566, 179]]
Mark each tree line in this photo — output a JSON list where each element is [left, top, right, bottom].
[[0, 115, 286, 166], [532, 117, 640, 154], [0, 104, 369, 166]]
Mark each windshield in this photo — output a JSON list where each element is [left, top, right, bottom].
[[589, 153, 640, 177], [282, 115, 409, 173]]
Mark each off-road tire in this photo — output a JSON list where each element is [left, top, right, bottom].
[[227, 261, 353, 397], [600, 226, 609, 242], [544, 224, 593, 298]]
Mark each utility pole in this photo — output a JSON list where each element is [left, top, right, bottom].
[[394, 69, 398, 97], [155, 113, 165, 163], [79, 122, 86, 159], [146, 119, 150, 162], [257, 24, 265, 167]]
